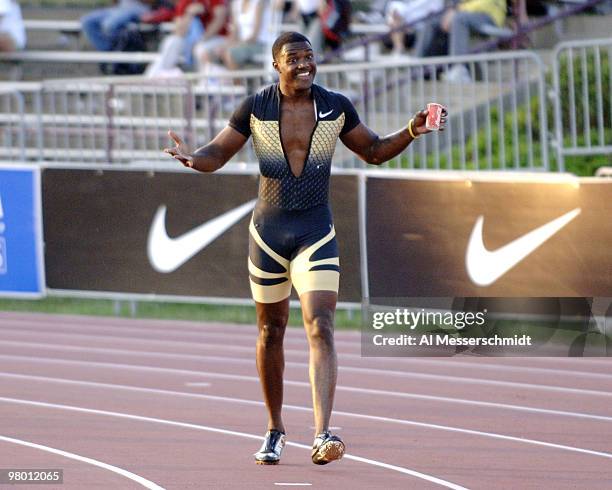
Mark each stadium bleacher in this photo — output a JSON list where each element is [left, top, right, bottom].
[[0, 0, 609, 171]]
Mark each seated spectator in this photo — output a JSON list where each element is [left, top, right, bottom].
[[145, 0, 229, 78], [386, 0, 444, 56], [81, 0, 151, 52], [319, 0, 351, 52], [140, 0, 176, 24], [414, 0, 507, 82], [0, 0, 26, 51], [210, 0, 274, 70]]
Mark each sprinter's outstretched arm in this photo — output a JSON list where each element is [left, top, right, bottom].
[[164, 127, 248, 172]]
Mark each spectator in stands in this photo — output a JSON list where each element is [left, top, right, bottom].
[[140, 0, 176, 24], [289, 0, 322, 53], [145, 0, 229, 78], [0, 0, 26, 51], [290, 0, 351, 57], [81, 0, 152, 52], [385, 0, 444, 56], [206, 0, 274, 70], [414, 0, 507, 82], [319, 0, 351, 52]]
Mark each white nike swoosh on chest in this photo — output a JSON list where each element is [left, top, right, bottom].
[[465, 208, 581, 287], [318, 109, 333, 118], [148, 199, 257, 273]]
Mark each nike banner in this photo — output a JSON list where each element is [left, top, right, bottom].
[[42, 169, 361, 302], [363, 176, 611, 356], [366, 177, 611, 297]]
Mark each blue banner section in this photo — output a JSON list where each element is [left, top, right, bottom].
[[0, 166, 45, 297]]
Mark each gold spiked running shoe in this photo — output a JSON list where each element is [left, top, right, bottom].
[[311, 431, 345, 465], [254, 429, 286, 465]]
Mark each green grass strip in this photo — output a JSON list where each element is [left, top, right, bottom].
[[0, 297, 362, 329]]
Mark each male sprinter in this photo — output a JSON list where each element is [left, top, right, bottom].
[[165, 32, 446, 465]]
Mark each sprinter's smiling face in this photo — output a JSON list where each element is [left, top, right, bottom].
[[274, 42, 316, 91]]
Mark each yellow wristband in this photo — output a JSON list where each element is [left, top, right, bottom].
[[407, 118, 419, 139]]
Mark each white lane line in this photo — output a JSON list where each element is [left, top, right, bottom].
[[510, 356, 612, 367], [0, 342, 260, 364], [274, 482, 312, 486], [185, 378, 612, 422], [405, 358, 612, 379], [1, 373, 611, 461], [0, 397, 468, 490], [2, 316, 609, 369], [3, 325, 612, 379], [0, 319, 357, 349], [1, 315, 604, 366], [0, 317, 612, 379], [0, 315, 303, 337], [0, 315, 356, 339], [3, 356, 612, 423], [6, 315, 602, 364], [6, 314, 610, 381], [3, 340, 612, 398], [0, 435, 164, 489]]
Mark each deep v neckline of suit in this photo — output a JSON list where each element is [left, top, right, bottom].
[[277, 88, 318, 179]]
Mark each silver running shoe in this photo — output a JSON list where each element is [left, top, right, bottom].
[[311, 431, 345, 465], [254, 429, 286, 465]]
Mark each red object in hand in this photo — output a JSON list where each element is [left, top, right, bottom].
[[426, 103, 445, 131]]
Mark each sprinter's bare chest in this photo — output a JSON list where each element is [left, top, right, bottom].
[[279, 100, 316, 178]]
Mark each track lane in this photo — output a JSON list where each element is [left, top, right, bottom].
[[1, 375, 611, 490], [2, 312, 609, 371], [2, 327, 612, 394], [1, 312, 611, 489], [0, 398, 466, 490]]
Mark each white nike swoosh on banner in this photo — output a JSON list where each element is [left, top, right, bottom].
[[465, 208, 581, 287], [148, 199, 257, 273], [319, 110, 333, 118]]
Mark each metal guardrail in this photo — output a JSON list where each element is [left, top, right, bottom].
[[0, 75, 263, 164], [318, 51, 549, 170], [551, 37, 612, 172], [0, 89, 25, 161], [0, 50, 550, 170]]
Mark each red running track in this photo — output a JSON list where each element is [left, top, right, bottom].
[[0, 311, 611, 489]]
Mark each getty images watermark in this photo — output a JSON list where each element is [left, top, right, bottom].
[[362, 297, 612, 357], [360, 298, 552, 357], [370, 308, 532, 349]]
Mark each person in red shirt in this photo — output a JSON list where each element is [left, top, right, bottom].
[[145, 0, 229, 78]]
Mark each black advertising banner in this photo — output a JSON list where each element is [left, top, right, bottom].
[[367, 177, 611, 296], [364, 176, 611, 356], [42, 169, 361, 302]]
